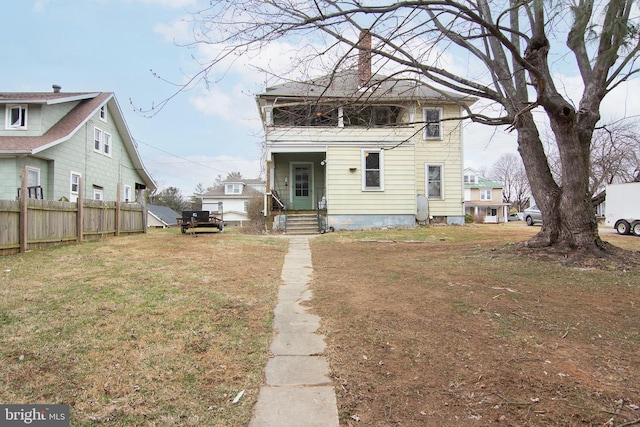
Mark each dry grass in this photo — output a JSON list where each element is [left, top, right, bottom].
[[0, 228, 287, 426], [2, 223, 639, 426], [310, 223, 640, 426]]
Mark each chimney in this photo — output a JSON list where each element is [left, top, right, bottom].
[[52, 84, 62, 93], [358, 30, 372, 87]]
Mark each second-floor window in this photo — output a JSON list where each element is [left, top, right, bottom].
[[94, 128, 102, 151], [94, 127, 111, 156], [423, 107, 443, 139], [6, 105, 27, 129], [104, 132, 112, 156], [480, 189, 492, 201]]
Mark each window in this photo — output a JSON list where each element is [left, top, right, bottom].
[[343, 105, 404, 127], [6, 105, 27, 129], [362, 149, 384, 190], [93, 188, 103, 200], [423, 107, 443, 139], [70, 172, 81, 202], [100, 105, 107, 122], [25, 166, 40, 187], [94, 127, 102, 152], [464, 174, 477, 184], [272, 104, 338, 127], [480, 189, 492, 201], [103, 132, 112, 156], [124, 185, 132, 202], [244, 201, 249, 213], [225, 183, 242, 195], [426, 164, 443, 199], [93, 127, 111, 156]]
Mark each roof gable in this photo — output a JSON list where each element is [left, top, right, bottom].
[[0, 90, 156, 191]]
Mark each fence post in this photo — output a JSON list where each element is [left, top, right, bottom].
[[115, 183, 121, 237], [77, 178, 84, 243], [19, 168, 28, 253], [141, 191, 147, 233]]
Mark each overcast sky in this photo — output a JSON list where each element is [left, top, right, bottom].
[[3, 1, 638, 196]]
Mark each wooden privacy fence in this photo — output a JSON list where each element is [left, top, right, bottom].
[[0, 176, 147, 256]]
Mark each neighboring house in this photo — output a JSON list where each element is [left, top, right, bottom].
[[201, 179, 265, 226], [147, 204, 180, 228], [0, 86, 155, 202], [463, 168, 510, 223], [256, 32, 476, 231]]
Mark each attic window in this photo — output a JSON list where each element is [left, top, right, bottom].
[[464, 174, 477, 184], [100, 105, 107, 122], [5, 105, 27, 129], [225, 183, 242, 195], [423, 107, 443, 139]]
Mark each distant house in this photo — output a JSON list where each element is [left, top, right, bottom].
[[201, 179, 265, 226], [256, 31, 476, 232], [147, 204, 180, 228], [463, 168, 510, 223], [0, 86, 155, 202]]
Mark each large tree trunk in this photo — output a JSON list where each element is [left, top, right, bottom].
[[518, 13, 604, 252]]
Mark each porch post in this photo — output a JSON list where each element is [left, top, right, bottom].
[[266, 159, 272, 232]]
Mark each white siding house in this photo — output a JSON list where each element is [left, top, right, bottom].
[[201, 179, 265, 226], [256, 33, 476, 232]]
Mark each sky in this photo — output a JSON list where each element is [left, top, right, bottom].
[[3, 1, 639, 197]]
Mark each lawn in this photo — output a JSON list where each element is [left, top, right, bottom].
[[310, 224, 640, 426], [0, 228, 287, 426], [1, 224, 639, 426]]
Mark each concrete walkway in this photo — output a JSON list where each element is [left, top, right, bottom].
[[249, 237, 339, 427]]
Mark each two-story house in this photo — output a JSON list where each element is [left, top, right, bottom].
[[463, 168, 509, 223], [256, 33, 476, 231], [201, 179, 265, 226], [0, 86, 155, 202]]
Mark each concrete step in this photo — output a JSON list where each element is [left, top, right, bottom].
[[286, 214, 319, 234]]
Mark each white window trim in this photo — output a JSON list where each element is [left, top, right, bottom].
[[94, 127, 102, 152], [93, 188, 104, 200], [480, 189, 492, 201], [103, 132, 112, 156], [422, 107, 443, 140], [70, 171, 81, 201], [362, 148, 384, 191], [425, 163, 445, 200], [5, 105, 27, 130], [100, 105, 107, 122], [123, 185, 132, 202], [25, 166, 40, 187], [225, 183, 242, 195]]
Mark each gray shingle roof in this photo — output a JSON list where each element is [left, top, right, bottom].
[[147, 204, 180, 225], [260, 71, 476, 105]]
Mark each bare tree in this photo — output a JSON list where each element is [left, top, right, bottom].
[[490, 153, 530, 212], [180, 0, 640, 253], [590, 121, 640, 194]]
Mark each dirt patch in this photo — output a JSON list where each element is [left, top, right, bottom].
[[310, 226, 640, 426]]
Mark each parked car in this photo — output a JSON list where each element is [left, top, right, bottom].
[[508, 212, 522, 221], [524, 205, 542, 226]]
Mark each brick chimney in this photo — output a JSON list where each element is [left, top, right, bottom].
[[52, 84, 62, 93], [358, 30, 372, 87]]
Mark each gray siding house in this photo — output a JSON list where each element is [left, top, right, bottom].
[[0, 86, 155, 202]]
